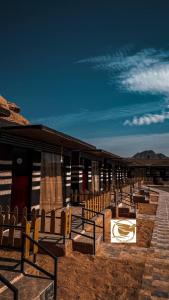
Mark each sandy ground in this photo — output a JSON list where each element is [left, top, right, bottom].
[[52, 203, 156, 300], [138, 203, 157, 215], [57, 252, 144, 300], [136, 218, 154, 248]]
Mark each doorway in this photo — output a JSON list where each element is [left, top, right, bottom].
[[11, 148, 32, 214]]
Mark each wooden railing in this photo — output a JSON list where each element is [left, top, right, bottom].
[[83, 192, 112, 219], [70, 190, 93, 204], [0, 205, 73, 247], [0, 206, 38, 249], [0, 218, 58, 299]]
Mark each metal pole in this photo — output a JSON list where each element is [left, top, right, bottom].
[[93, 222, 96, 255], [21, 232, 25, 274], [82, 208, 84, 230], [103, 214, 105, 242], [54, 258, 58, 300]]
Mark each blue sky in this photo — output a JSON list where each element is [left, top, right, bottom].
[[1, 1, 169, 156]]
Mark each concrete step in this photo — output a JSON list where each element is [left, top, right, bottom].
[[0, 274, 54, 300], [0, 271, 23, 294], [0, 250, 54, 299], [72, 231, 103, 254], [0, 256, 55, 300], [0, 254, 39, 294]]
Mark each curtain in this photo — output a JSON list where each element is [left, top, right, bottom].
[[40, 152, 63, 211]]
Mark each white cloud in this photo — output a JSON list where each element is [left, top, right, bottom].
[[122, 63, 169, 94], [85, 133, 169, 157], [124, 111, 169, 126], [78, 47, 169, 127], [78, 48, 169, 96], [31, 100, 162, 128]]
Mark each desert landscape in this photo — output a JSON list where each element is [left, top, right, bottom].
[[41, 199, 158, 300]]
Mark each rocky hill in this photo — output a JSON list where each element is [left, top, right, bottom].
[[132, 150, 167, 159], [0, 95, 29, 125]]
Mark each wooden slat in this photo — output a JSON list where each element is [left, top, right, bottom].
[[40, 209, 46, 232], [22, 207, 27, 222], [13, 207, 18, 225], [94, 197, 96, 214], [68, 207, 72, 235], [33, 218, 40, 254], [4, 206, 9, 225], [0, 214, 4, 245], [24, 221, 31, 259], [61, 208, 71, 237], [66, 209, 69, 236], [87, 200, 89, 220], [8, 215, 16, 247]]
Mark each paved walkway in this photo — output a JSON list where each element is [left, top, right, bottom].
[[139, 188, 169, 300]]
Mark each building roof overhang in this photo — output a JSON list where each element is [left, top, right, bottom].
[[126, 158, 169, 167], [85, 149, 122, 161], [0, 124, 96, 151]]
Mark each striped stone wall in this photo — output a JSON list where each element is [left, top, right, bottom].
[[71, 164, 83, 192], [71, 151, 83, 192], [64, 156, 71, 205], [100, 163, 104, 192], [0, 160, 12, 206], [31, 161, 41, 209], [87, 164, 92, 191]]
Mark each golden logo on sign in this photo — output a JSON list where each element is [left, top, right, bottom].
[[112, 219, 136, 243]]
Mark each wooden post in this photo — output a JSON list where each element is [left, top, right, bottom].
[[115, 190, 118, 218], [67, 207, 72, 236], [24, 221, 31, 259], [61, 208, 72, 237]]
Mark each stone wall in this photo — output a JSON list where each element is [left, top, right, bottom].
[[0, 95, 29, 126]]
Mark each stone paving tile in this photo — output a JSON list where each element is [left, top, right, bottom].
[[152, 280, 169, 291], [151, 297, 169, 300], [138, 188, 169, 299], [151, 290, 169, 298]]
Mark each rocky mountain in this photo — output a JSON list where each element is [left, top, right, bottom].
[[132, 150, 167, 159], [0, 95, 29, 126]]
